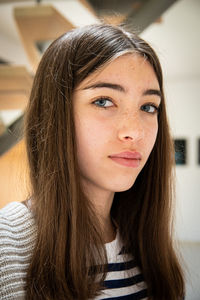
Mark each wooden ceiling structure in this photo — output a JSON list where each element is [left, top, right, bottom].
[[14, 5, 74, 72], [0, 65, 33, 110]]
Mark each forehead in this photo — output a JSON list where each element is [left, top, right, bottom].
[[77, 53, 160, 91]]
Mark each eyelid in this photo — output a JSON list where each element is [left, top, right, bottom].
[[145, 102, 160, 108], [92, 96, 115, 107], [141, 102, 160, 113], [92, 96, 113, 101]]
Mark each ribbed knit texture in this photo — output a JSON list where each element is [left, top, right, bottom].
[[0, 202, 37, 300]]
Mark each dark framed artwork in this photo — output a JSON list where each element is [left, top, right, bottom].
[[174, 139, 187, 165], [198, 139, 200, 165]]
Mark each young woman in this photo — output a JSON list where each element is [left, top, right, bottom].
[[0, 24, 185, 299]]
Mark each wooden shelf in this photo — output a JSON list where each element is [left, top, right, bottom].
[[14, 5, 74, 72], [102, 14, 126, 25], [0, 65, 33, 110]]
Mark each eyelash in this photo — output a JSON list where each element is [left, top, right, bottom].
[[92, 97, 160, 114]]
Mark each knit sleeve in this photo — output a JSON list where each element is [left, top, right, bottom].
[[0, 202, 37, 300]]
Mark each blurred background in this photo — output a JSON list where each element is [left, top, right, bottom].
[[0, 0, 199, 298]]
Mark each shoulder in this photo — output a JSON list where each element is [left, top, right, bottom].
[[0, 201, 37, 246], [0, 202, 37, 299]]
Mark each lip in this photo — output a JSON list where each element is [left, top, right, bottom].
[[109, 151, 142, 168]]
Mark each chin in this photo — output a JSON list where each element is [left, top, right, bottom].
[[114, 186, 134, 193], [110, 178, 137, 193]]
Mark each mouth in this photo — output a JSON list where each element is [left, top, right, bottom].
[[109, 151, 142, 168]]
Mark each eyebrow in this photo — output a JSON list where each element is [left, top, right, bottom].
[[83, 81, 161, 98], [143, 89, 162, 98], [83, 82, 125, 92]]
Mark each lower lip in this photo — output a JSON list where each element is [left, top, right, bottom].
[[109, 157, 141, 168]]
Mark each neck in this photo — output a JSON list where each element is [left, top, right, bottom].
[[102, 217, 117, 243]]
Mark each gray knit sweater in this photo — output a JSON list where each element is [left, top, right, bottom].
[[0, 202, 37, 300]]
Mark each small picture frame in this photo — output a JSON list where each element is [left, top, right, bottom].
[[174, 139, 187, 165]]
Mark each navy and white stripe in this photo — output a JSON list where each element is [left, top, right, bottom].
[[94, 231, 148, 299]]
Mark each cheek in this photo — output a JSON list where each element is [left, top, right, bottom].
[[150, 125, 158, 147], [75, 115, 113, 154], [143, 120, 158, 151]]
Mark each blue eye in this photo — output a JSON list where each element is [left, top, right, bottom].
[[93, 97, 113, 108], [141, 103, 159, 114]]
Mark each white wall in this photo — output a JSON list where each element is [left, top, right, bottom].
[[141, 0, 200, 242], [168, 78, 200, 242]]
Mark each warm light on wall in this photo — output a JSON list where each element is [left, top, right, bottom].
[[0, 140, 30, 209]]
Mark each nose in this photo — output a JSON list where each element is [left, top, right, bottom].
[[117, 113, 144, 143]]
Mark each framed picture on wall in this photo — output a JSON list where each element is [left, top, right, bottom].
[[198, 138, 200, 165], [174, 139, 187, 165]]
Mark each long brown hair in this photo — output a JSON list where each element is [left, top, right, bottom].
[[25, 24, 185, 299]]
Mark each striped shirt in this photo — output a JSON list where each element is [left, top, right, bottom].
[[97, 230, 147, 299], [0, 202, 147, 299]]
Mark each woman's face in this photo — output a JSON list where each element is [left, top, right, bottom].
[[73, 54, 161, 195]]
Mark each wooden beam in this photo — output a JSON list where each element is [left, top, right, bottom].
[[125, 0, 177, 33], [0, 118, 5, 135], [102, 14, 126, 25], [14, 5, 74, 72], [0, 65, 33, 110], [0, 92, 29, 110], [78, 0, 97, 16], [0, 0, 32, 2]]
